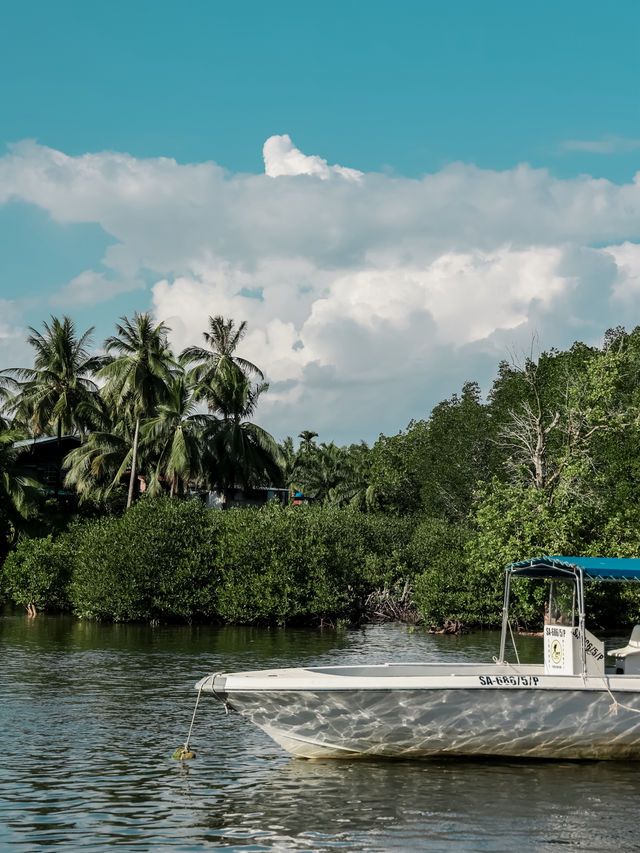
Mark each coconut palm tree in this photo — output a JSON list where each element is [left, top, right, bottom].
[[63, 413, 135, 506], [5, 317, 101, 496], [98, 313, 177, 508], [296, 441, 372, 506], [278, 436, 299, 496], [141, 374, 213, 497], [326, 441, 374, 508], [203, 365, 282, 505], [0, 430, 40, 555], [298, 430, 318, 452], [180, 315, 264, 407], [0, 372, 19, 428], [295, 442, 342, 503], [0, 373, 14, 402]]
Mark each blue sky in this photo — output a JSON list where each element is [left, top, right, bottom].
[[2, 1, 640, 443], [3, 0, 640, 178]]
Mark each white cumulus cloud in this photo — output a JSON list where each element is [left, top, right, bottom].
[[603, 242, 640, 301], [52, 269, 146, 306], [1, 137, 640, 442], [263, 134, 362, 181]]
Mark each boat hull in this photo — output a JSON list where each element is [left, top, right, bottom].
[[199, 665, 640, 760]]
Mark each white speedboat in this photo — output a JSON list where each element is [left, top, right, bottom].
[[196, 556, 640, 759]]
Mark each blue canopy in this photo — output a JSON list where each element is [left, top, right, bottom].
[[508, 556, 640, 582]]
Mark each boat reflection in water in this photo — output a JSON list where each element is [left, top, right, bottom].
[[195, 755, 640, 851], [196, 557, 640, 760]]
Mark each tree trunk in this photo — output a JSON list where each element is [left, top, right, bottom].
[[127, 416, 140, 509], [55, 418, 62, 498], [533, 415, 545, 490]]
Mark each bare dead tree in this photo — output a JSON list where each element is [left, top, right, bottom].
[[496, 346, 624, 502]]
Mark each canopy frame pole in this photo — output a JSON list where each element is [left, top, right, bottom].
[[498, 569, 512, 664], [577, 568, 587, 677]]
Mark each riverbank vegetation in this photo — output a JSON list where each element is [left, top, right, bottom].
[[2, 315, 640, 629]]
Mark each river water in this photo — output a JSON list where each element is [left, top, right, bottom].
[[1, 611, 639, 851]]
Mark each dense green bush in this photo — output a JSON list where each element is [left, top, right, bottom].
[[6, 492, 636, 630], [409, 518, 472, 626], [3, 493, 639, 629], [462, 479, 640, 629], [207, 505, 415, 625], [1, 499, 417, 624], [68, 498, 219, 621], [2, 534, 74, 612]]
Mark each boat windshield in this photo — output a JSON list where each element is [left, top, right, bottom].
[[547, 579, 576, 627]]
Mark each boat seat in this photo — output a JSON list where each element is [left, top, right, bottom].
[[609, 626, 640, 673], [609, 625, 640, 658]]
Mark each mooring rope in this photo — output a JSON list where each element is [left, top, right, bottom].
[[173, 672, 230, 760], [184, 681, 204, 752], [508, 620, 521, 665], [493, 622, 521, 668], [603, 677, 640, 716], [173, 681, 204, 760]]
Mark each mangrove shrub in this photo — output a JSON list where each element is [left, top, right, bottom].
[[1, 499, 417, 624]]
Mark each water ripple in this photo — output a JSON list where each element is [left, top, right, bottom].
[[1, 612, 638, 851]]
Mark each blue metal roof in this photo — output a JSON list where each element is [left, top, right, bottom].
[[508, 556, 640, 581]]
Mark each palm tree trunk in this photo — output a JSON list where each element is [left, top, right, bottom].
[[127, 416, 140, 509], [223, 486, 232, 509], [55, 418, 62, 498]]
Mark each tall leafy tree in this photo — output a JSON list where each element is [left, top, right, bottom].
[[419, 381, 495, 521], [0, 430, 40, 558], [298, 430, 318, 452], [141, 374, 212, 496], [180, 315, 264, 406], [63, 414, 135, 506], [98, 313, 177, 508], [366, 421, 430, 515], [491, 344, 624, 502], [204, 365, 282, 504], [6, 316, 101, 496]]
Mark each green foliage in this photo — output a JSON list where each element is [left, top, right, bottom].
[[410, 518, 473, 625], [2, 500, 415, 624], [419, 381, 496, 521], [367, 422, 429, 514], [0, 430, 41, 559], [6, 314, 640, 632], [2, 535, 73, 610], [582, 507, 640, 626], [205, 505, 414, 625], [68, 498, 218, 621], [461, 478, 640, 629], [463, 480, 588, 627]]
